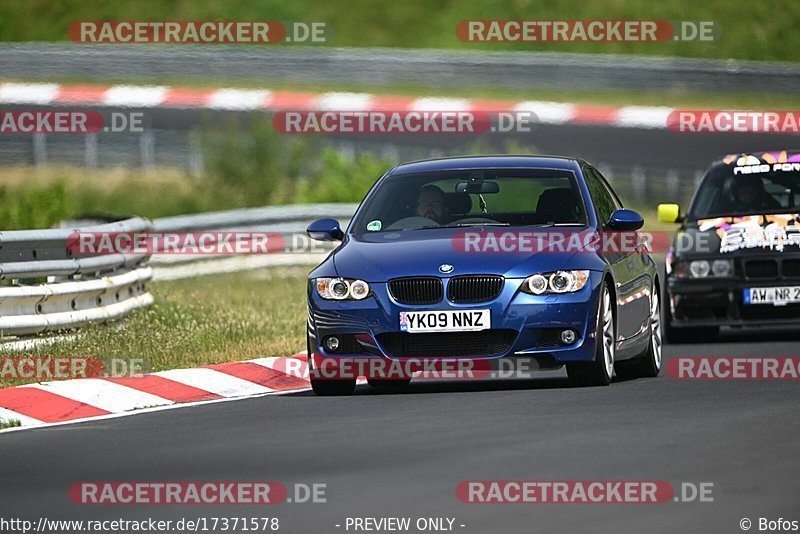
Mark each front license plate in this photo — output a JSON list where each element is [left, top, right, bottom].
[[399, 309, 491, 333], [743, 286, 800, 306]]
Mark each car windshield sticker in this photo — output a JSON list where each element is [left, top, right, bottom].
[[732, 151, 800, 175], [367, 220, 382, 231], [698, 214, 800, 253]]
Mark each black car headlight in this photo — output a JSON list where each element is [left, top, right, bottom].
[[521, 270, 590, 295], [674, 259, 734, 279], [315, 278, 371, 300]]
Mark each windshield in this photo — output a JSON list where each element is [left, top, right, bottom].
[[350, 168, 587, 233], [688, 164, 800, 221]]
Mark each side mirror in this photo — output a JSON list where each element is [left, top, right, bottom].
[[657, 203, 681, 223], [606, 209, 644, 231], [307, 218, 344, 241]]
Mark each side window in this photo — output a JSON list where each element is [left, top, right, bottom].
[[584, 167, 619, 225], [593, 168, 624, 209]]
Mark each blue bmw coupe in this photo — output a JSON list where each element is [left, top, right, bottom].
[[306, 156, 661, 395]]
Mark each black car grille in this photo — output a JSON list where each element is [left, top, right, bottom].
[[377, 330, 517, 358], [784, 259, 800, 278], [447, 275, 504, 303], [744, 260, 778, 279], [388, 277, 443, 305]]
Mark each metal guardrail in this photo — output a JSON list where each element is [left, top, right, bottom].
[[0, 205, 359, 339], [2, 43, 799, 93], [145, 204, 356, 281], [0, 217, 153, 336]]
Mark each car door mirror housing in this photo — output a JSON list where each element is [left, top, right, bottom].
[[307, 218, 344, 241], [606, 209, 644, 231], [657, 203, 682, 223]]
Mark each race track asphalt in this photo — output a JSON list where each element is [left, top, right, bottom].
[[1, 329, 798, 534]]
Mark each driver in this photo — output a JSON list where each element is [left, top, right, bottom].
[[416, 185, 448, 224], [731, 175, 780, 211]]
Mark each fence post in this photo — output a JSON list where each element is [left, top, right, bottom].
[[188, 132, 204, 177], [140, 131, 155, 168], [32, 133, 47, 166], [632, 165, 646, 204], [85, 133, 98, 168], [666, 169, 680, 199]]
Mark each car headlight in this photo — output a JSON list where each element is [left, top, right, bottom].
[[711, 259, 733, 277], [690, 260, 710, 278], [315, 278, 371, 300], [674, 259, 734, 279], [521, 270, 590, 295]]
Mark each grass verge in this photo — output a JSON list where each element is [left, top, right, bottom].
[[1, 268, 310, 389], [1, 0, 799, 61]]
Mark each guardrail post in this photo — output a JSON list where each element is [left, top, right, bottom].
[[631, 166, 646, 205], [140, 131, 155, 168], [32, 133, 47, 166], [666, 169, 680, 199], [85, 133, 98, 168], [188, 132, 204, 177]]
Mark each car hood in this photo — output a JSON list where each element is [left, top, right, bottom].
[[330, 228, 595, 281], [675, 213, 800, 258]]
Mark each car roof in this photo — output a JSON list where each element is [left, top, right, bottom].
[[387, 155, 583, 176]]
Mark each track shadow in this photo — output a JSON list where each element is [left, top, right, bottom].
[[666, 326, 800, 345], [283, 372, 655, 396]]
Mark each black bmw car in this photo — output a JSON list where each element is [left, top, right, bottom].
[[659, 150, 800, 342]]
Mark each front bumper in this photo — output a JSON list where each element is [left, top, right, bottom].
[[667, 277, 800, 328], [307, 271, 604, 365]]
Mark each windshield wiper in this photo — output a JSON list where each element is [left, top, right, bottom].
[[418, 222, 511, 230], [529, 222, 585, 228]]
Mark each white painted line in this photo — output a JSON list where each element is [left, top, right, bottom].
[[154, 367, 273, 397], [315, 92, 373, 111], [0, 407, 44, 427], [514, 101, 576, 124], [615, 106, 674, 129], [208, 89, 271, 110], [24, 379, 172, 413], [103, 85, 167, 107], [411, 97, 471, 112], [0, 83, 60, 104]]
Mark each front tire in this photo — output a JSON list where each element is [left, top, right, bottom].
[[568, 282, 615, 387]]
